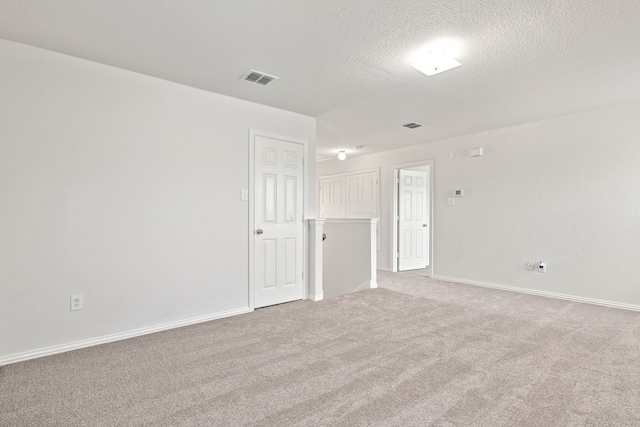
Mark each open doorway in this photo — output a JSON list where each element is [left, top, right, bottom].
[[391, 160, 433, 276]]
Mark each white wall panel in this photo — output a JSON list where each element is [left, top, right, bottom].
[[0, 39, 316, 361]]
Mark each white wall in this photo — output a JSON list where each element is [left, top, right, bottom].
[[322, 219, 377, 298], [0, 39, 316, 361], [317, 101, 640, 307]]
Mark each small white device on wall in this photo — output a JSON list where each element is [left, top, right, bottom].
[[470, 147, 483, 157]]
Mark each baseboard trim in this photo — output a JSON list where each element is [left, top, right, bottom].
[[309, 293, 323, 302], [432, 276, 640, 312], [0, 306, 252, 366]]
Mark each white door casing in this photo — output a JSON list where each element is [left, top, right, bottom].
[[398, 169, 429, 271], [252, 133, 305, 308]]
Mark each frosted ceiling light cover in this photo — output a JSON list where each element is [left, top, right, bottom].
[[412, 51, 461, 76], [338, 151, 347, 160]]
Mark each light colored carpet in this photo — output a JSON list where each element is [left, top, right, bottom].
[[2, 271, 640, 426]]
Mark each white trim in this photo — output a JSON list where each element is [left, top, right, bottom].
[[432, 276, 640, 312], [391, 159, 434, 276], [249, 129, 309, 310], [307, 218, 325, 302], [323, 218, 378, 225], [0, 307, 252, 366], [317, 167, 380, 181]]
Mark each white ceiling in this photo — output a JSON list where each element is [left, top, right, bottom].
[[2, 0, 640, 159]]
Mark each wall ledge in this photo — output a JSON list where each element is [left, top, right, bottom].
[[0, 306, 252, 366], [432, 276, 640, 312]]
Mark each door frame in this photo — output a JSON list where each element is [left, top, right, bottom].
[[248, 129, 309, 310], [391, 159, 434, 275]]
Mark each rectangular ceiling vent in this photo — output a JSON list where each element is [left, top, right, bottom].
[[242, 69, 279, 86], [402, 122, 423, 129]]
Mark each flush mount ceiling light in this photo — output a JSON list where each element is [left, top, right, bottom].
[[412, 50, 461, 76], [338, 150, 347, 161]]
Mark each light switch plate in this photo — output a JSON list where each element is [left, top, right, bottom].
[[241, 189, 248, 201], [446, 198, 456, 206]]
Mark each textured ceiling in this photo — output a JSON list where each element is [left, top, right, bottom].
[[2, 0, 640, 159]]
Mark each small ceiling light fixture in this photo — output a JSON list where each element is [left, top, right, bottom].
[[338, 150, 347, 161], [412, 50, 461, 76]]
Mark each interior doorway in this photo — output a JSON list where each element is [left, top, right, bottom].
[[249, 130, 307, 309], [391, 160, 433, 275]]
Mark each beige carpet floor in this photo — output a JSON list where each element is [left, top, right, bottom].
[[2, 271, 640, 426]]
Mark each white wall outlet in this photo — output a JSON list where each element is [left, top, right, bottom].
[[526, 261, 535, 271], [538, 261, 547, 273], [71, 294, 83, 311], [446, 197, 456, 206]]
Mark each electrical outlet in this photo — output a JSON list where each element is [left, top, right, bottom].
[[526, 261, 535, 271], [538, 261, 547, 273], [71, 294, 83, 311]]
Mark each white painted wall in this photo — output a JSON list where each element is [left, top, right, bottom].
[[322, 219, 377, 298], [317, 101, 640, 307], [0, 39, 316, 361]]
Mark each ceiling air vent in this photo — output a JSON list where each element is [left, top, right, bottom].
[[242, 69, 279, 86], [403, 122, 423, 129]]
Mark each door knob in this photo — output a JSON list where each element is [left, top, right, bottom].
[[256, 228, 264, 235], [423, 224, 428, 227]]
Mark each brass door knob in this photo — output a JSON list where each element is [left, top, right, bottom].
[[256, 229, 264, 235]]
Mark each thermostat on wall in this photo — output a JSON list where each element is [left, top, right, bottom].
[[454, 189, 464, 197]]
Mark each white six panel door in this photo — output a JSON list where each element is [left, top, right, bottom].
[[345, 172, 378, 219], [319, 177, 345, 218], [398, 169, 428, 271], [254, 136, 304, 308]]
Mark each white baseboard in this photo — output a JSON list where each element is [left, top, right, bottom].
[[0, 307, 252, 366], [432, 275, 640, 312], [309, 293, 323, 302]]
